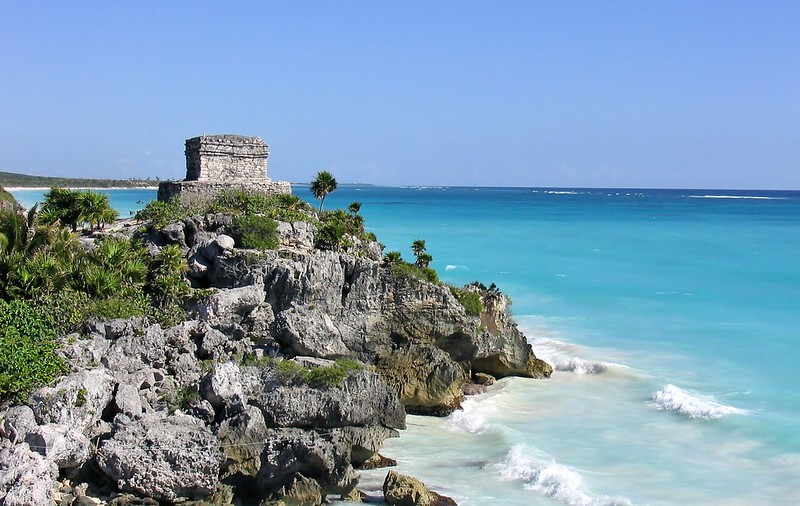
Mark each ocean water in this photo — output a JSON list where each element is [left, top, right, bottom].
[[11, 185, 800, 504]]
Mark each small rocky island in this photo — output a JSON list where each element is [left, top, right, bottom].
[[0, 135, 551, 505]]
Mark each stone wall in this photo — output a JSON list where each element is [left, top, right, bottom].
[[157, 180, 291, 207], [185, 135, 269, 181]]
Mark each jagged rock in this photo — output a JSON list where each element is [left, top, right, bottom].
[[277, 221, 316, 251], [29, 368, 116, 435], [25, 423, 91, 469], [200, 361, 245, 414], [263, 250, 346, 311], [331, 426, 399, 466], [107, 494, 160, 505], [161, 222, 186, 246], [101, 318, 148, 340], [217, 405, 269, 479], [257, 429, 357, 498], [472, 373, 495, 386], [113, 383, 144, 418], [96, 413, 222, 503], [250, 369, 406, 430], [461, 384, 486, 396], [275, 473, 323, 505], [358, 453, 397, 470], [273, 306, 349, 358], [198, 284, 266, 325], [1, 405, 37, 445], [374, 343, 467, 416], [0, 442, 59, 506], [526, 354, 554, 379], [215, 234, 236, 251], [57, 332, 110, 370], [184, 398, 216, 425], [382, 471, 457, 506]]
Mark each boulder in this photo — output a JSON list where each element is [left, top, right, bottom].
[[1, 405, 37, 444], [200, 361, 245, 415], [257, 429, 357, 498], [95, 413, 222, 503], [374, 343, 467, 416], [161, 222, 186, 247], [383, 470, 457, 506], [29, 368, 116, 435], [113, 383, 145, 418], [250, 368, 406, 430], [217, 405, 269, 480], [276, 221, 316, 251], [0, 443, 58, 506], [273, 306, 350, 358], [198, 284, 266, 325], [331, 426, 399, 466], [25, 423, 91, 469]]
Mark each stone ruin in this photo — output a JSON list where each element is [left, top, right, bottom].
[[157, 134, 291, 204]]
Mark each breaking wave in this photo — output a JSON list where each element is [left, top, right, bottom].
[[531, 337, 621, 375], [649, 384, 747, 419], [497, 446, 631, 506], [448, 398, 490, 434], [445, 264, 468, 271]]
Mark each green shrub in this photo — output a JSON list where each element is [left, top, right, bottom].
[[0, 299, 68, 401], [135, 198, 185, 229], [390, 262, 440, 285], [273, 357, 362, 387], [450, 287, 484, 316], [229, 214, 279, 250], [209, 190, 312, 223], [315, 222, 345, 250]]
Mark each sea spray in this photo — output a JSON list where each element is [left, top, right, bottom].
[[649, 384, 747, 419], [497, 445, 632, 506]]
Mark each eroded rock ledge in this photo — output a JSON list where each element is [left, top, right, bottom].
[[0, 212, 551, 505]]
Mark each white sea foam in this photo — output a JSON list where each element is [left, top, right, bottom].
[[545, 190, 579, 195], [649, 384, 747, 419], [688, 195, 785, 200], [497, 446, 631, 506], [531, 337, 617, 375], [445, 264, 468, 271], [448, 398, 490, 434]]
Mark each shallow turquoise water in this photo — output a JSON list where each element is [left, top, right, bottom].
[[12, 185, 800, 504]]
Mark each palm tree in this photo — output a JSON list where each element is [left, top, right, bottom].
[[348, 201, 362, 215], [79, 192, 118, 231], [411, 239, 432, 268], [310, 171, 338, 211]]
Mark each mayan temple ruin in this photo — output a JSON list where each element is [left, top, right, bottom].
[[157, 134, 291, 204]]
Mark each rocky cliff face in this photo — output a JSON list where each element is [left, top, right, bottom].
[[0, 213, 551, 505]]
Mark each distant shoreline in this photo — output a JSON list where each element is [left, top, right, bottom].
[[5, 186, 159, 191]]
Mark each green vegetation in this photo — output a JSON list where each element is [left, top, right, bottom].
[[273, 357, 362, 387], [383, 240, 440, 284], [38, 188, 117, 232], [229, 214, 279, 250], [133, 198, 186, 229], [0, 170, 155, 189], [0, 299, 68, 401], [75, 387, 88, 407], [0, 187, 17, 209], [310, 171, 338, 211], [450, 286, 484, 316]]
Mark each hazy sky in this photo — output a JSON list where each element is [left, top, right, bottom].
[[2, 1, 798, 189]]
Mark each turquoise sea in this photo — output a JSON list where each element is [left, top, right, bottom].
[[11, 186, 800, 505]]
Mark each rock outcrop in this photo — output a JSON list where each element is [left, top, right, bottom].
[[0, 196, 550, 504]]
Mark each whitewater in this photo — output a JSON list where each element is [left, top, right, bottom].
[[11, 185, 800, 505]]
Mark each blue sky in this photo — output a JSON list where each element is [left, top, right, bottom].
[[1, 1, 798, 189]]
